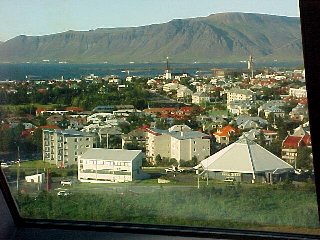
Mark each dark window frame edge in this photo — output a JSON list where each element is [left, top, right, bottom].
[[0, 0, 319, 239]]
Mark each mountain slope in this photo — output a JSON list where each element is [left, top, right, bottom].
[[0, 12, 302, 63]]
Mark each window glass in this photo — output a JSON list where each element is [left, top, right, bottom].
[[0, 0, 319, 236]]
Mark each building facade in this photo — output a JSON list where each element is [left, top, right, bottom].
[[43, 129, 96, 167], [145, 125, 210, 163], [192, 92, 210, 105], [226, 88, 256, 104], [78, 149, 147, 183], [289, 86, 307, 98]]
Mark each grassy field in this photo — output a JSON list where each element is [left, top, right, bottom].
[[13, 180, 320, 235]]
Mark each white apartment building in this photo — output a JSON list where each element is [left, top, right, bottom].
[[43, 129, 96, 167], [78, 149, 147, 183], [289, 86, 307, 98], [145, 125, 210, 163], [226, 88, 256, 104]]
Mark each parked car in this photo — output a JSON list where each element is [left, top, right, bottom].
[[61, 180, 72, 186], [57, 190, 71, 196], [0, 163, 9, 168], [224, 177, 236, 183], [165, 166, 184, 173]]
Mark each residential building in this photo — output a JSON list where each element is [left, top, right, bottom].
[[121, 128, 147, 150], [289, 86, 307, 98], [289, 103, 309, 122], [162, 82, 179, 93], [264, 106, 285, 118], [235, 115, 268, 127], [212, 125, 237, 145], [282, 135, 311, 167], [87, 113, 114, 124], [78, 149, 148, 183], [238, 120, 260, 130], [145, 125, 210, 163], [226, 88, 256, 104], [242, 129, 278, 144], [258, 100, 286, 118], [198, 115, 227, 132], [176, 86, 193, 100], [42, 129, 96, 167], [192, 92, 210, 105], [227, 100, 253, 116], [282, 125, 312, 167]]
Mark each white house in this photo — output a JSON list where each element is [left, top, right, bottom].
[[192, 92, 210, 105], [176, 86, 193, 100], [78, 149, 148, 183]]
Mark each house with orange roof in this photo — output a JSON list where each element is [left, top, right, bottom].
[[212, 125, 237, 145]]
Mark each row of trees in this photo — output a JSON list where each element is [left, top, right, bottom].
[[0, 79, 152, 110]]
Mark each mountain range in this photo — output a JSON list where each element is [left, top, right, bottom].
[[0, 12, 303, 64]]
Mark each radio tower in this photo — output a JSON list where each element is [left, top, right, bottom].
[[248, 55, 254, 79]]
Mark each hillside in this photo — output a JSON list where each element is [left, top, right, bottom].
[[0, 12, 302, 64]]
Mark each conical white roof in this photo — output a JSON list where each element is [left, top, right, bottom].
[[201, 138, 293, 174]]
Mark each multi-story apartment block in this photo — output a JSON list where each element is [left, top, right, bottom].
[[43, 129, 96, 167], [145, 125, 210, 163], [226, 88, 256, 104], [289, 86, 307, 98]]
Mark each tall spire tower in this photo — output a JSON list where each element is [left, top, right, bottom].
[[248, 55, 254, 79], [165, 56, 172, 80]]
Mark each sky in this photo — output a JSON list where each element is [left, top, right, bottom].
[[0, 0, 300, 42]]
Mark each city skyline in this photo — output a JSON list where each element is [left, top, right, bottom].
[[0, 0, 299, 42]]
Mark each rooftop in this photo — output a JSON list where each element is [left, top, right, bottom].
[[80, 148, 142, 161]]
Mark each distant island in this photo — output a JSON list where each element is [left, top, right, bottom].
[[0, 12, 302, 64]]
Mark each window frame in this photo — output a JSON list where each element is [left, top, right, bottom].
[[0, 0, 320, 239]]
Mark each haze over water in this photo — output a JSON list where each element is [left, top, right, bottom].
[[0, 61, 303, 81]]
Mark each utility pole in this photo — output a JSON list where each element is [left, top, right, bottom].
[[16, 146, 20, 192]]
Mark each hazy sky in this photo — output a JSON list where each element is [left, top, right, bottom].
[[0, 0, 299, 42]]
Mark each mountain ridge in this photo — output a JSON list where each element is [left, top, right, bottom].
[[0, 12, 303, 64]]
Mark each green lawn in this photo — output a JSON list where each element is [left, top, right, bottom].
[[14, 181, 320, 235], [6, 162, 320, 234]]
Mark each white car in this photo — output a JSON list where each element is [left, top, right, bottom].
[[57, 190, 71, 196], [61, 180, 72, 186], [0, 163, 9, 168]]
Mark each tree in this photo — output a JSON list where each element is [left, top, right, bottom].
[[155, 154, 162, 166], [296, 147, 313, 170], [265, 139, 282, 157], [101, 135, 122, 149], [257, 131, 267, 147], [258, 110, 266, 119], [248, 107, 258, 116]]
